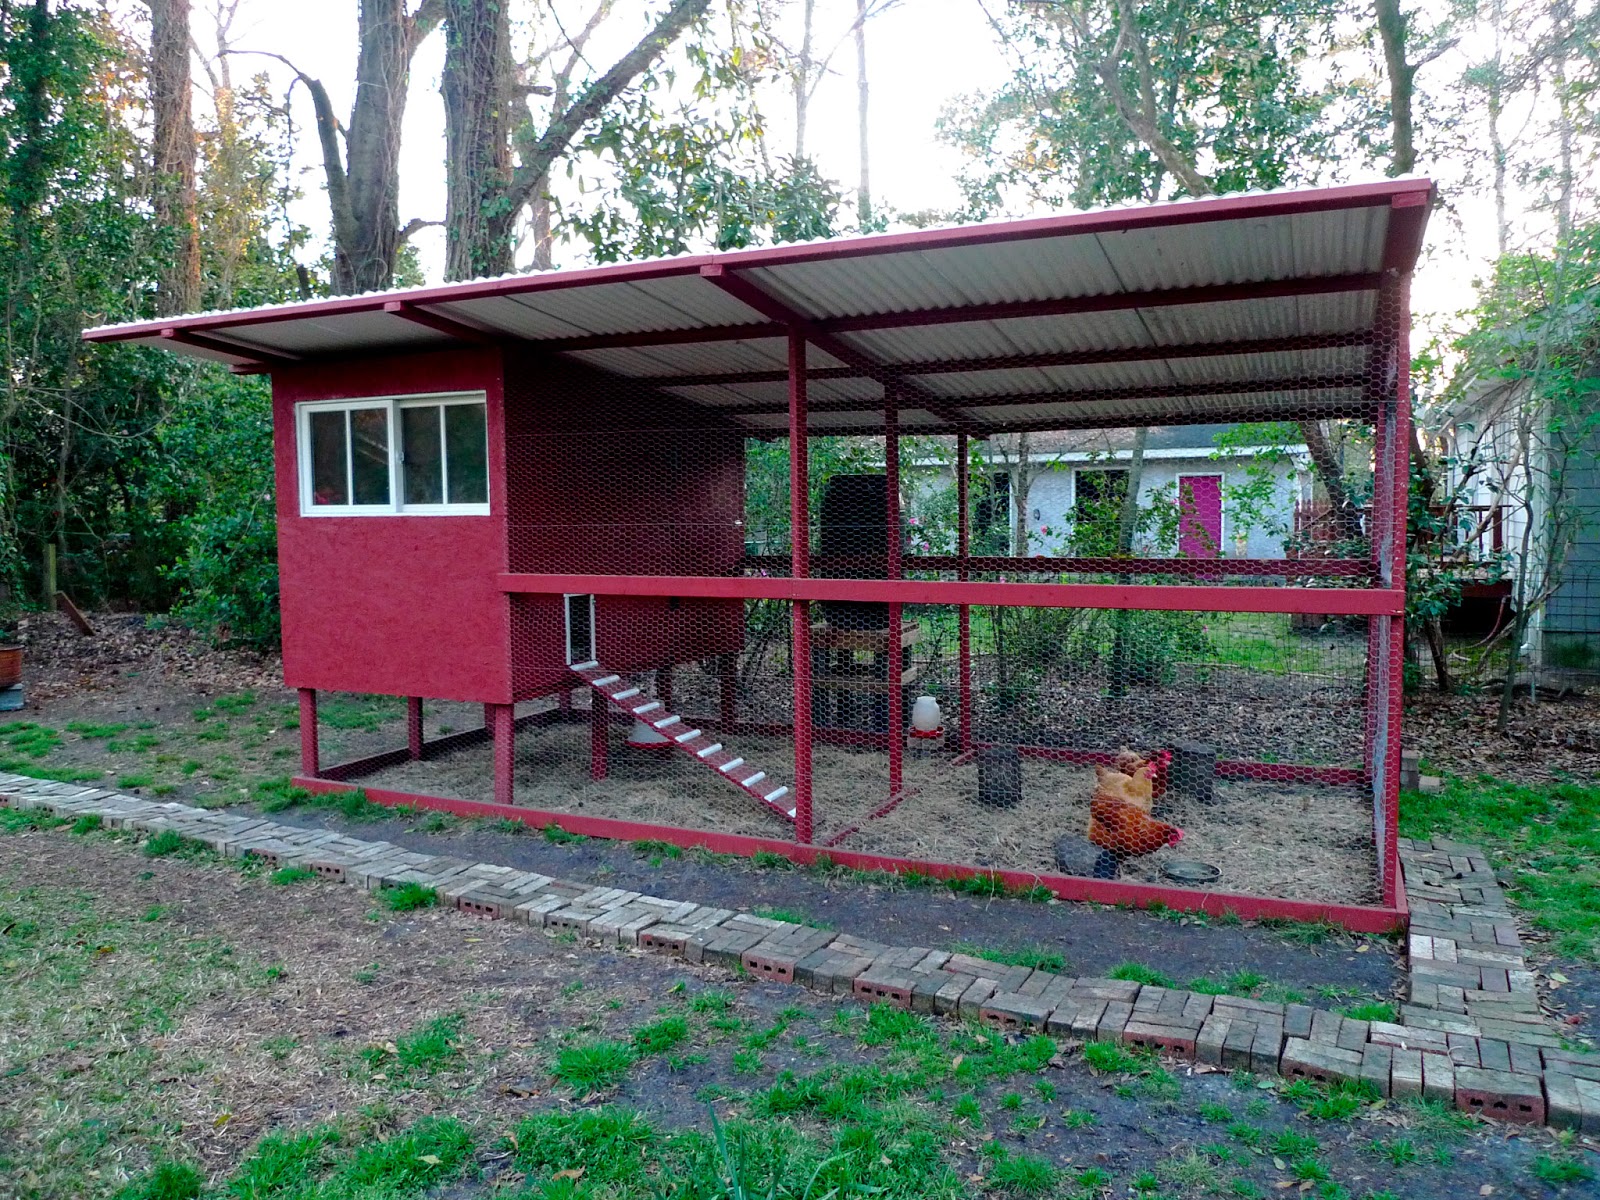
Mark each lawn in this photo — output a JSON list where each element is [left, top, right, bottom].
[[1, 809, 1593, 1200], [1400, 774, 1600, 961]]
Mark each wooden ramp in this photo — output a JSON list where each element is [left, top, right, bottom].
[[569, 661, 795, 825]]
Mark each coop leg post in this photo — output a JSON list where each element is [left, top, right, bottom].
[[887, 603, 904, 793], [788, 329, 812, 843], [298, 688, 319, 776], [590, 693, 609, 781], [658, 665, 674, 714], [885, 397, 903, 794], [407, 697, 424, 759], [793, 600, 814, 843], [719, 654, 736, 729], [956, 430, 972, 752], [490, 703, 515, 805]]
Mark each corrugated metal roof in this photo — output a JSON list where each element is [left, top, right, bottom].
[[82, 178, 1433, 435]]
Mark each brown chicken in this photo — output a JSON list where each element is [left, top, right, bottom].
[[1093, 763, 1154, 813], [1114, 747, 1171, 799], [1088, 794, 1185, 858]]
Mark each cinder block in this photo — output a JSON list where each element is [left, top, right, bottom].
[[1421, 1052, 1455, 1103], [1280, 1037, 1363, 1085], [854, 969, 917, 1009], [1195, 1015, 1231, 1066], [1121, 1018, 1198, 1058], [1391, 1047, 1424, 1099], [1453, 1066, 1545, 1125], [980, 991, 1053, 1032], [1360, 1043, 1393, 1097]]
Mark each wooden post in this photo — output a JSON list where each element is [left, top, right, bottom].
[[590, 693, 609, 781], [491, 703, 516, 805], [298, 688, 319, 776], [407, 697, 424, 759], [885, 394, 903, 794], [789, 329, 813, 844], [719, 653, 737, 728], [42, 543, 56, 606], [957, 431, 972, 753]]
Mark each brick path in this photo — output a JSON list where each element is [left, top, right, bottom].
[[3, 773, 1596, 1132]]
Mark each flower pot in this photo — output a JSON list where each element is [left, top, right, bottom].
[[0, 645, 20, 689]]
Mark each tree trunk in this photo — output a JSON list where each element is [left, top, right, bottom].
[[854, 0, 870, 227], [795, 0, 816, 161], [444, 0, 710, 280], [1374, 0, 1416, 175], [1299, 420, 1364, 543], [1010, 432, 1033, 556], [147, 0, 200, 315], [442, 0, 512, 282]]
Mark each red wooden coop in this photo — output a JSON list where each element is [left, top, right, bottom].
[[85, 179, 1433, 931]]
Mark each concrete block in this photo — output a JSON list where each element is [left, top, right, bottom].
[[1453, 1066, 1545, 1125]]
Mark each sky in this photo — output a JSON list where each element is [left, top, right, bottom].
[[194, 0, 1517, 337]]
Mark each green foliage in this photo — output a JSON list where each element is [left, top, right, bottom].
[[363, 1013, 466, 1077], [950, 942, 1066, 972], [939, 0, 1355, 215], [1532, 1153, 1595, 1185], [1108, 962, 1178, 988], [112, 1160, 204, 1200], [632, 1016, 690, 1056], [378, 883, 438, 912], [143, 830, 191, 858], [553, 1039, 637, 1095]]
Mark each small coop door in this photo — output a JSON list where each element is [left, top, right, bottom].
[[564, 594, 596, 665]]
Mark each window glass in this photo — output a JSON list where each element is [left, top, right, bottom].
[[349, 407, 391, 505], [308, 409, 348, 506], [445, 402, 489, 504], [402, 404, 444, 504]]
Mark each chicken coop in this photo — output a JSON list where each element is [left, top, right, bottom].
[[85, 179, 1433, 930]]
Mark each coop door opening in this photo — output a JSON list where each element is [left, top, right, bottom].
[[565, 594, 596, 665]]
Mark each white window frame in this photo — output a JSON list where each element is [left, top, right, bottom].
[[296, 391, 491, 517]]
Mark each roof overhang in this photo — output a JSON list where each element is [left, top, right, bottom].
[[83, 178, 1434, 436]]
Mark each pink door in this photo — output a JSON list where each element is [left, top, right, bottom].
[[1178, 475, 1224, 558]]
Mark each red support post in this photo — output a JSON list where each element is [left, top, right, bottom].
[[590, 693, 609, 781], [407, 697, 424, 759], [789, 329, 814, 843], [886, 396, 904, 794], [957, 431, 972, 752], [298, 688, 319, 776], [490, 703, 516, 805], [719, 653, 737, 727], [1383, 279, 1413, 907]]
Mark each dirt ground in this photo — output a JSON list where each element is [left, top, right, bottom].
[[365, 718, 1380, 905], [2, 827, 1595, 1200]]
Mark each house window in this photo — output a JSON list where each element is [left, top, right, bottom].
[[298, 392, 489, 515]]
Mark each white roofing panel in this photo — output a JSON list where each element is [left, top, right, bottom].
[[1163, 345, 1368, 385], [1138, 291, 1376, 346], [440, 295, 595, 339], [1032, 360, 1181, 393], [231, 310, 457, 356]]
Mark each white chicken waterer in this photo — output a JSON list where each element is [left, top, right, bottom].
[[910, 695, 943, 739], [626, 718, 672, 751]]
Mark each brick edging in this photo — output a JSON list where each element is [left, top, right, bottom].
[[2, 775, 1595, 1132]]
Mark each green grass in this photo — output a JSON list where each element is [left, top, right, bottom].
[[315, 693, 403, 732], [1401, 774, 1600, 959], [110, 1160, 203, 1200], [363, 1013, 466, 1077], [378, 882, 438, 912], [70, 814, 103, 835], [753, 905, 832, 929], [1107, 961, 1178, 988], [949, 941, 1066, 972], [1532, 1153, 1595, 1185], [117, 773, 155, 789], [270, 865, 317, 885], [143, 830, 196, 858], [632, 1015, 689, 1056], [631, 838, 682, 859], [1082, 1040, 1146, 1074], [65, 721, 130, 739], [553, 1039, 637, 1096], [1341, 1001, 1398, 1023], [542, 822, 588, 844]]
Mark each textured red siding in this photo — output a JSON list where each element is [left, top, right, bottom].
[[274, 349, 514, 702]]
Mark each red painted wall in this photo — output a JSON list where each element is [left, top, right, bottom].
[[274, 349, 514, 702]]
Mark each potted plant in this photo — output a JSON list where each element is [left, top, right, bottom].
[[0, 622, 19, 690]]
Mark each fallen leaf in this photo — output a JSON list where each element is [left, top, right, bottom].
[[1480, 1185, 1495, 1195], [213, 1113, 232, 1128], [951, 1054, 964, 1070], [1273, 1157, 1288, 1170], [1274, 1183, 1294, 1191], [1356, 944, 1371, 953], [383, 1042, 398, 1054], [419, 1154, 442, 1166], [1549, 971, 1571, 983], [552, 1168, 584, 1181]]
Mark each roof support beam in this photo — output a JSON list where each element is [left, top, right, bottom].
[[754, 400, 1372, 438], [159, 327, 297, 368], [714, 372, 1366, 418], [634, 330, 1377, 389], [697, 264, 985, 434], [382, 301, 500, 345]]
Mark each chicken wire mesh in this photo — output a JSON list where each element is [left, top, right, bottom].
[[300, 281, 1411, 914]]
